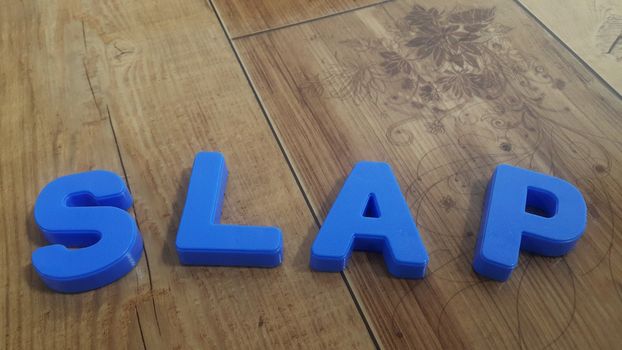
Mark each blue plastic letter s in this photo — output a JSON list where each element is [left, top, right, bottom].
[[310, 161, 429, 278], [176, 152, 283, 267], [474, 164, 587, 281], [33, 171, 143, 293]]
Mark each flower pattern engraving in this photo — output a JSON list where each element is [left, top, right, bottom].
[[302, 4, 620, 348]]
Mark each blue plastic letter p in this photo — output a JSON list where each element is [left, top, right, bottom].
[[473, 164, 587, 281]]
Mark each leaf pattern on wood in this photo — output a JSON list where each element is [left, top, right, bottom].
[[448, 8, 496, 25], [304, 58, 386, 105], [405, 5, 443, 28], [301, 3, 622, 342], [380, 51, 413, 76]]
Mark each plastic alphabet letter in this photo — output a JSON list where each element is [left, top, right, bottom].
[[176, 152, 283, 267], [310, 161, 429, 278], [473, 164, 587, 281], [33, 171, 143, 293]]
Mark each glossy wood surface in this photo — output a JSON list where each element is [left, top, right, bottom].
[[2, 0, 621, 348]]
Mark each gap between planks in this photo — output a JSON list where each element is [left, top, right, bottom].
[[223, 0, 394, 40], [82, 19, 160, 349], [86, 0, 618, 348], [511, 0, 622, 99], [207, 0, 383, 348]]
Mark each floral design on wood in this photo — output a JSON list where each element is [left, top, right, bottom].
[[303, 4, 619, 348]]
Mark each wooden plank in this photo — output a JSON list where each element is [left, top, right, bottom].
[[0, 1, 148, 348], [235, 0, 622, 348], [211, 0, 389, 38], [77, 0, 375, 348], [517, 0, 622, 96]]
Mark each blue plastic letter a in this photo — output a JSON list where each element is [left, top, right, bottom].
[[473, 164, 587, 281], [310, 161, 428, 278]]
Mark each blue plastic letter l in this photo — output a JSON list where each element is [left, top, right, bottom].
[[175, 152, 283, 267], [33, 170, 143, 293], [473, 164, 587, 281], [310, 161, 429, 279]]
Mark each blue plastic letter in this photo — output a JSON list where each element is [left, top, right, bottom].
[[473, 164, 587, 281], [33, 171, 143, 293], [310, 161, 429, 278], [176, 152, 282, 267]]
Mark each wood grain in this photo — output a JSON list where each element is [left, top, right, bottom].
[[211, 0, 389, 38], [1, 0, 375, 349], [235, 0, 622, 348], [517, 0, 622, 95], [0, 1, 148, 348], [78, 0, 374, 349]]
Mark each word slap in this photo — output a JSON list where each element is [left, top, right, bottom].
[[32, 153, 587, 292]]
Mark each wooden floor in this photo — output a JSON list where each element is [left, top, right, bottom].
[[1, 0, 621, 348]]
